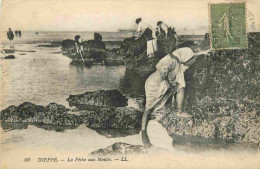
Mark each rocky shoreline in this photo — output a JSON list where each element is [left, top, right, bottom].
[[0, 90, 142, 130], [60, 32, 209, 71], [1, 88, 259, 145], [1, 32, 259, 152]]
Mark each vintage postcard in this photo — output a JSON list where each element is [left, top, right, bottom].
[[0, 0, 260, 169]]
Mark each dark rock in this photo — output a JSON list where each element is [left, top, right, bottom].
[[0, 102, 81, 125], [104, 59, 125, 66], [0, 102, 142, 130], [121, 30, 177, 71], [83, 40, 105, 50], [5, 55, 15, 59], [91, 142, 148, 155], [70, 59, 94, 67], [16, 50, 36, 53], [157, 103, 260, 144], [104, 51, 125, 66], [3, 49, 15, 54], [81, 107, 142, 129], [154, 33, 260, 144], [94, 33, 102, 42], [61, 37, 106, 64], [67, 89, 127, 110], [17, 102, 45, 120], [37, 43, 60, 48], [61, 39, 75, 51]]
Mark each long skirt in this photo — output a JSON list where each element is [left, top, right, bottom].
[[147, 39, 158, 57], [145, 71, 174, 113]]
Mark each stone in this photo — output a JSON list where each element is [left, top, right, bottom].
[[5, 55, 15, 59], [81, 106, 143, 129], [83, 40, 105, 50], [67, 89, 128, 110], [1, 101, 142, 130], [94, 33, 102, 42], [91, 142, 148, 155], [61, 39, 75, 50]]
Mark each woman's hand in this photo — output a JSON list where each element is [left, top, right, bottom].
[[194, 49, 210, 57]]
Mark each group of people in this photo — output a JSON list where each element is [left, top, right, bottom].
[[136, 18, 210, 146], [7, 28, 21, 48], [15, 30, 22, 37], [134, 18, 178, 57]]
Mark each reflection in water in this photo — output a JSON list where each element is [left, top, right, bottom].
[[119, 70, 154, 111], [119, 70, 154, 98]]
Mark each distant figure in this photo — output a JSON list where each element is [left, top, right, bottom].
[[7, 28, 15, 47], [0, 43, 6, 58], [15, 30, 18, 37], [134, 18, 157, 57], [74, 35, 84, 61], [157, 21, 169, 38], [156, 21, 178, 53], [18, 30, 22, 37]]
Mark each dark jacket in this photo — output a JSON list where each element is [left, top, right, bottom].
[[7, 30, 14, 40]]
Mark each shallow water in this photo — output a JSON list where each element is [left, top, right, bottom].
[[1, 44, 126, 110]]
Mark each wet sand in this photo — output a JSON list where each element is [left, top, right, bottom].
[[1, 125, 259, 169]]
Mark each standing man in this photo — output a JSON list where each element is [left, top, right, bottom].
[[135, 18, 157, 58], [7, 28, 15, 47]]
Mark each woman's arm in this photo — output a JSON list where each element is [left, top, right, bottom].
[[183, 50, 210, 67]]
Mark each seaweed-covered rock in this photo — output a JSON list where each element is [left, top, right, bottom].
[[83, 40, 105, 50], [67, 89, 127, 110], [156, 32, 260, 144], [91, 142, 148, 155], [61, 35, 108, 65], [104, 51, 125, 66], [158, 101, 260, 144], [61, 39, 75, 51], [0, 102, 142, 129], [81, 107, 142, 129], [121, 32, 174, 71], [0, 102, 81, 125], [0, 102, 45, 122]]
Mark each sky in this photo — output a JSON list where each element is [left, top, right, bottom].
[[0, 0, 259, 32]]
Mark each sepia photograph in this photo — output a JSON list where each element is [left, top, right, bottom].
[[0, 0, 259, 168]]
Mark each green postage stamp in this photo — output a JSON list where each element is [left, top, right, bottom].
[[209, 2, 247, 49]]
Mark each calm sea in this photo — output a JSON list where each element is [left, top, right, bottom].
[[0, 31, 133, 44], [0, 31, 148, 110]]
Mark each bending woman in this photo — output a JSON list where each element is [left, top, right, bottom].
[[141, 47, 209, 146]]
